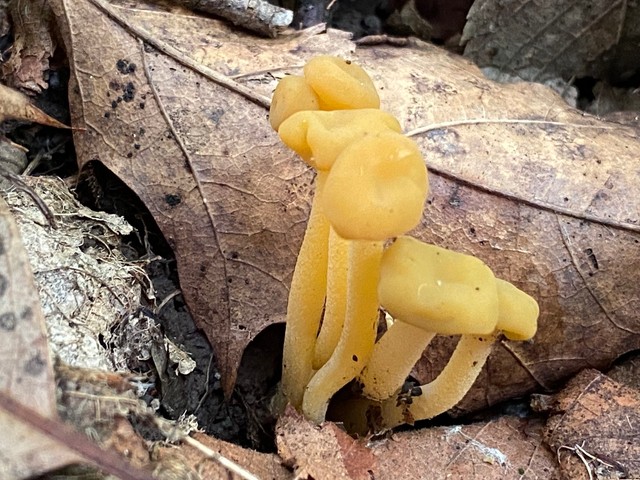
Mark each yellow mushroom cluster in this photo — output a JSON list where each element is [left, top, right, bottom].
[[270, 56, 539, 431]]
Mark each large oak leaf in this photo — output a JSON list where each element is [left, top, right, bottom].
[[51, 0, 640, 408]]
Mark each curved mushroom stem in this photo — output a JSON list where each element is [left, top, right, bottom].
[[358, 320, 436, 401], [379, 333, 497, 428], [313, 228, 348, 369], [276, 172, 330, 411], [302, 240, 383, 423]]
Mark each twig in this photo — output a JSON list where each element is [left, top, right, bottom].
[[155, 0, 292, 37], [0, 169, 57, 227], [0, 391, 155, 480], [557, 442, 622, 480], [182, 435, 262, 480], [158, 418, 262, 480], [194, 353, 215, 414]]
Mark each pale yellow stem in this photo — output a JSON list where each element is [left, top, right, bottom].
[[313, 228, 348, 369], [379, 334, 496, 428], [277, 172, 329, 411], [302, 240, 383, 423], [359, 320, 436, 401]]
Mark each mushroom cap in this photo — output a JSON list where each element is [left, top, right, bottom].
[[269, 75, 320, 131], [378, 237, 499, 335], [277, 109, 401, 171], [495, 279, 539, 340], [321, 132, 428, 240], [303, 56, 380, 111]]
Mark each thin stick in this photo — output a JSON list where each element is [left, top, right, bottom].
[[0, 391, 155, 480], [182, 435, 262, 480]]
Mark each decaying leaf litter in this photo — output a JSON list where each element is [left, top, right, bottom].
[[1, 0, 640, 478]]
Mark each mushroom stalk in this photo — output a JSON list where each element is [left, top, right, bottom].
[[302, 240, 383, 423], [382, 333, 497, 427], [313, 228, 348, 369], [277, 172, 330, 410], [359, 320, 436, 401]]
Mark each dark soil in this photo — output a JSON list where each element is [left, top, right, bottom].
[[75, 162, 283, 451]]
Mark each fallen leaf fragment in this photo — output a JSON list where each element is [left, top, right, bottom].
[[0, 82, 69, 128], [371, 416, 559, 480], [0, 194, 79, 478], [541, 369, 640, 480], [51, 0, 640, 411], [1, 0, 54, 93], [4, 176, 140, 371], [155, 431, 291, 480], [462, 0, 633, 82], [276, 406, 376, 480], [0, 391, 156, 480]]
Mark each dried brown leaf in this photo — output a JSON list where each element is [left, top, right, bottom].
[[372, 416, 559, 480], [277, 409, 559, 479], [0, 195, 79, 478], [276, 406, 376, 480], [462, 0, 638, 82], [0, 82, 69, 128], [542, 369, 640, 479], [49, 0, 353, 395], [1, 0, 54, 93], [154, 431, 290, 480], [51, 0, 640, 410]]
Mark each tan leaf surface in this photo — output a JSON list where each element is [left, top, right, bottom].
[[542, 369, 640, 479], [154, 431, 291, 479], [0, 195, 79, 478], [0, 82, 69, 127], [277, 408, 558, 479], [462, 0, 638, 82], [51, 0, 640, 408], [373, 416, 559, 479], [276, 406, 377, 480], [1, 0, 54, 92]]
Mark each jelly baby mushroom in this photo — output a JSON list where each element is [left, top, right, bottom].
[[269, 55, 380, 131], [279, 108, 403, 372], [275, 109, 402, 411], [301, 132, 429, 423], [269, 56, 383, 411], [358, 236, 500, 402], [362, 236, 539, 430]]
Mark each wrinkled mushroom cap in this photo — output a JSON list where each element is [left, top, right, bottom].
[[269, 75, 320, 131], [495, 279, 539, 340], [378, 236, 500, 335], [322, 132, 428, 240], [277, 109, 401, 170], [303, 56, 380, 111]]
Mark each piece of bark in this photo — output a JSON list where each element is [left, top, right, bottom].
[[154, 0, 293, 37]]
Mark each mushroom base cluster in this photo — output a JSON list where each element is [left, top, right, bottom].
[[269, 56, 539, 433]]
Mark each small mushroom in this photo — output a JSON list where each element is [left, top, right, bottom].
[[269, 75, 319, 131], [301, 133, 428, 423], [302, 55, 380, 111], [273, 107, 399, 411], [356, 236, 538, 430], [359, 236, 499, 401], [269, 55, 379, 130], [277, 109, 403, 372]]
